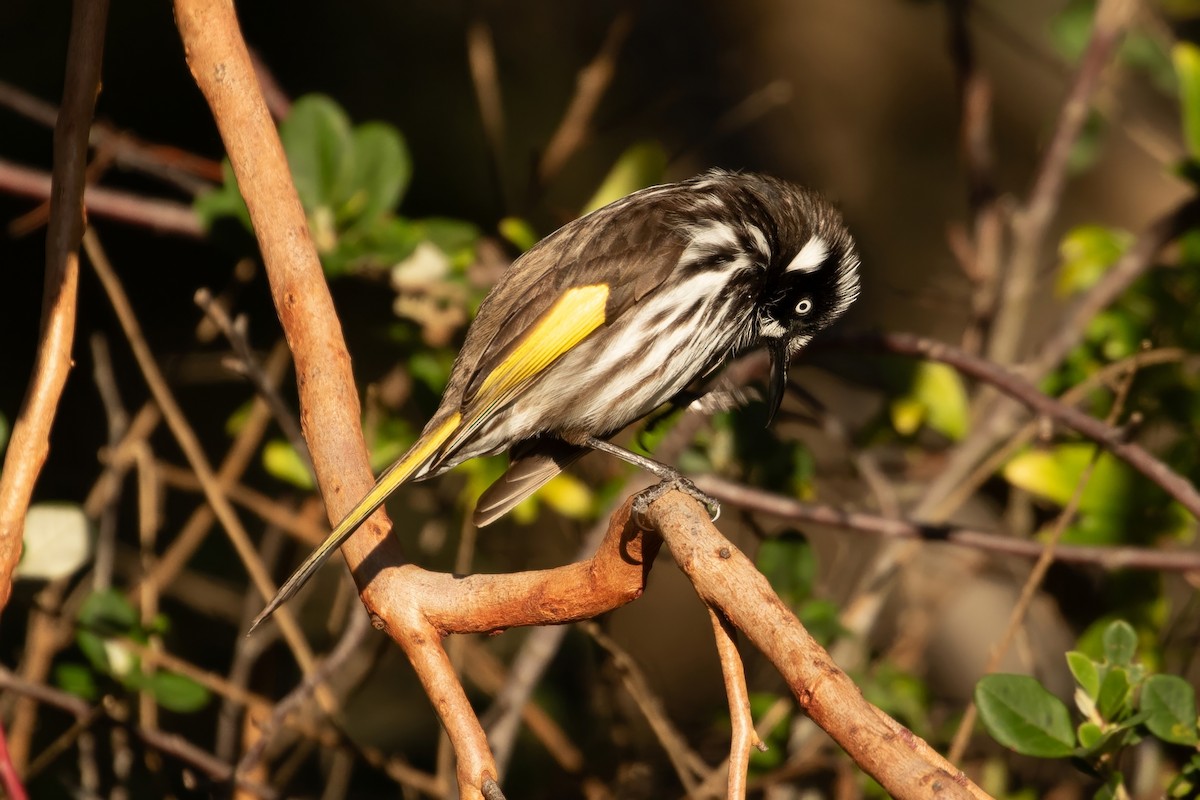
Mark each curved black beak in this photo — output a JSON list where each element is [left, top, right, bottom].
[[766, 340, 788, 427]]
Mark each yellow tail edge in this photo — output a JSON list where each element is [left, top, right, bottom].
[[248, 413, 462, 634]]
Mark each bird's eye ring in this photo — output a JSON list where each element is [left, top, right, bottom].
[[795, 297, 814, 315]]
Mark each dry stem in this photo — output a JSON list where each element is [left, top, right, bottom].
[[0, 0, 108, 608]]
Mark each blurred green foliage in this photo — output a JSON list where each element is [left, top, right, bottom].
[[57, 589, 210, 714]]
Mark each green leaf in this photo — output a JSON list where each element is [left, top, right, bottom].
[[1077, 720, 1104, 750], [582, 141, 668, 214], [79, 588, 138, 634], [1173, 42, 1200, 161], [55, 663, 97, 701], [756, 534, 816, 609], [888, 361, 969, 440], [1096, 666, 1132, 721], [1002, 445, 1134, 542], [77, 631, 110, 673], [262, 439, 314, 490], [345, 122, 410, 232], [1141, 674, 1199, 745], [193, 160, 252, 232], [975, 674, 1076, 758], [1103, 620, 1138, 665], [1056, 225, 1133, 296], [498, 217, 538, 252], [149, 671, 211, 713], [280, 95, 355, 214], [0, 411, 9, 452], [1067, 651, 1101, 699]]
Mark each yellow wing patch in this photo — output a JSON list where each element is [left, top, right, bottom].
[[451, 284, 609, 447]]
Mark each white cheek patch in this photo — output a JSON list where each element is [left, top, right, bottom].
[[785, 236, 828, 274]]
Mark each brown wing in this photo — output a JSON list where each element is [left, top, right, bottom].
[[452, 191, 689, 408], [473, 439, 587, 527]]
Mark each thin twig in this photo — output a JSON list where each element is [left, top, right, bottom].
[[89, 332, 129, 591], [216, 527, 285, 764], [0, 718, 28, 800], [708, 607, 759, 800], [82, 229, 334, 711], [0, 667, 277, 798], [1025, 198, 1200, 380], [694, 475, 1200, 573], [236, 607, 371, 776], [126, 341, 292, 601], [466, 17, 508, 212], [946, 362, 1140, 762], [838, 332, 1200, 520], [461, 639, 586, 775], [987, 0, 1136, 366], [0, 0, 108, 608], [583, 621, 710, 797], [0, 157, 204, 237], [152, 461, 326, 546], [915, 196, 1200, 522], [195, 288, 312, 474], [695, 696, 792, 800], [0, 78, 221, 192], [946, 0, 1003, 356], [537, 13, 633, 184], [929, 346, 1194, 523]]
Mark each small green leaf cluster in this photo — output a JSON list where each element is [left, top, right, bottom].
[[195, 94, 478, 278], [56, 589, 210, 714], [976, 620, 1199, 799]]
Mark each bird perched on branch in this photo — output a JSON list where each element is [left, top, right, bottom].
[[251, 169, 860, 631]]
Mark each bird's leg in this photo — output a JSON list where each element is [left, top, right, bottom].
[[581, 436, 720, 522]]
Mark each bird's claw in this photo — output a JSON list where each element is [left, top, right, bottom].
[[632, 477, 721, 526]]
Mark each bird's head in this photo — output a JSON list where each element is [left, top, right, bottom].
[[754, 180, 861, 423]]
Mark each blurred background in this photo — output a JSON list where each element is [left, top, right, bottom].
[[1, 1, 1198, 798]]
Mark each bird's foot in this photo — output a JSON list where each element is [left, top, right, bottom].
[[632, 476, 721, 524]]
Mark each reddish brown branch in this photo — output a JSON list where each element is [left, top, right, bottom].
[[645, 493, 990, 800], [836, 332, 1200, 521], [0, 0, 109, 610], [0, 157, 203, 237], [695, 476, 1200, 574], [708, 607, 758, 800]]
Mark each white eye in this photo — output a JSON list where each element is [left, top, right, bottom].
[[795, 297, 814, 315]]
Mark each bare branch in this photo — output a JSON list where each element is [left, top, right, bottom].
[[0, 157, 203, 237], [644, 493, 990, 800], [839, 332, 1200, 520], [708, 607, 759, 800], [83, 230, 334, 711], [537, 13, 633, 184], [695, 476, 1200, 574], [0, 0, 108, 608], [987, 0, 1136, 366]]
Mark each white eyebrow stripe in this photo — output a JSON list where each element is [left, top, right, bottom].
[[747, 226, 770, 257], [785, 236, 828, 273]]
